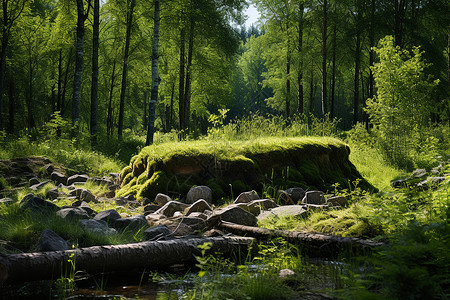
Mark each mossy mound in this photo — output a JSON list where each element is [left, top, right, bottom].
[[116, 137, 374, 202]]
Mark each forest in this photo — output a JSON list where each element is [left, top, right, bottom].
[[0, 0, 449, 299]]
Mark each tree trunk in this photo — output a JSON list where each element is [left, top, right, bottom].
[[143, 90, 148, 130], [72, 0, 89, 125], [353, 24, 361, 125], [286, 44, 291, 120], [90, 0, 100, 139], [321, 0, 328, 117], [107, 60, 117, 136], [183, 16, 195, 133], [27, 55, 35, 130], [146, 0, 161, 146], [367, 0, 375, 130], [0, 236, 254, 285], [61, 48, 73, 115], [118, 0, 136, 139], [218, 222, 384, 258], [297, 3, 304, 116], [7, 79, 14, 133], [178, 27, 186, 132], [330, 17, 336, 119], [394, 0, 406, 47], [57, 49, 63, 112]]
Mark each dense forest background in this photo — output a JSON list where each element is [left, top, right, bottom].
[[0, 0, 448, 144]]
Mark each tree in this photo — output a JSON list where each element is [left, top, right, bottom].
[[72, 0, 91, 126], [90, 0, 99, 139], [0, 0, 26, 130], [146, 0, 161, 146]]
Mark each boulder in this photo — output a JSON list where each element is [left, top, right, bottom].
[[144, 225, 173, 240], [46, 187, 60, 200], [56, 207, 90, 221], [94, 209, 122, 224], [178, 216, 207, 231], [0, 198, 14, 205], [411, 168, 427, 179], [154, 193, 172, 206], [326, 195, 348, 207], [257, 205, 307, 222], [234, 190, 259, 204], [39, 229, 68, 252], [68, 188, 96, 203], [185, 199, 212, 216], [301, 191, 325, 205], [79, 201, 96, 217], [80, 219, 117, 236], [145, 213, 167, 226], [248, 199, 278, 210], [186, 186, 213, 204], [51, 171, 67, 185], [154, 201, 189, 217], [144, 204, 161, 214], [112, 215, 148, 231], [20, 194, 59, 213], [67, 174, 89, 186], [278, 187, 305, 204], [391, 179, 408, 189], [29, 180, 51, 191], [208, 206, 258, 227], [234, 203, 261, 216], [187, 212, 208, 220], [29, 177, 40, 186], [90, 176, 114, 186]]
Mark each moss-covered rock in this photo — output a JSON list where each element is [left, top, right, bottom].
[[117, 137, 374, 203]]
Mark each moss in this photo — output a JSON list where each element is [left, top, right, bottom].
[[206, 178, 225, 200], [137, 171, 169, 200], [132, 154, 147, 177], [121, 172, 134, 187], [116, 177, 137, 197], [119, 166, 132, 182], [298, 160, 324, 188]]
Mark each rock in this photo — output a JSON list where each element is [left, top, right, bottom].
[[56, 207, 90, 221], [278, 187, 305, 205], [79, 201, 96, 217], [208, 206, 258, 227], [178, 216, 207, 231], [187, 212, 208, 220], [144, 225, 173, 240], [51, 171, 68, 185], [29, 180, 51, 191], [155, 201, 189, 217], [0, 198, 14, 205], [90, 176, 114, 186], [154, 193, 172, 206], [186, 186, 213, 204], [44, 164, 54, 174], [326, 196, 348, 207], [248, 199, 278, 210], [80, 219, 117, 236], [114, 197, 128, 206], [301, 191, 325, 205], [144, 204, 161, 214], [171, 222, 197, 237], [68, 188, 96, 203], [29, 177, 40, 186], [391, 179, 408, 189], [67, 174, 89, 186], [203, 229, 225, 237], [411, 168, 427, 179], [94, 209, 122, 223], [112, 215, 148, 231], [185, 199, 212, 216], [417, 177, 446, 189], [257, 205, 307, 222], [145, 213, 167, 226], [20, 194, 59, 213], [46, 187, 60, 200], [39, 229, 68, 252], [234, 190, 259, 204], [279, 269, 296, 279], [142, 197, 152, 206]]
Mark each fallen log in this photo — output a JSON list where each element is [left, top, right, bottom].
[[218, 221, 385, 257], [0, 236, 254, 284]]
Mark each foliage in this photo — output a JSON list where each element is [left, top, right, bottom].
[[365, 36, 441, 170]]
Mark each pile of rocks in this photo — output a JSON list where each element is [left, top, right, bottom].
[[391, 160, 449, 190]]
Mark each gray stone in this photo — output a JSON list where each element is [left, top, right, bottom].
[[155, 193, 172, 206], [67, 174, 89, 186], [278, 187, 305, 204], [208, 206, 258, 227], [29, 180, 51, 191], [301, 191, 325, 205], [187, 212, 207, 220], [112, 215, 148, 231], [51, 171, 67, 185], [57, 207, 90, 221], [257, 205, 307, 222], [80, 219, 117, 236], [0, 198, 14, 205], [20, 194, 59, 213], [90, 176, 114, 186], [178, 216, 207, 230], [248, 199, 278, 210], [327, 196, 348, 207], [186, 186, 213, 204], [79, 201, 96, 217], [411, 168, 427, 179], [391, 179, 408, 189], [39, 229, 68, 252], [417, 177, 446, 189], [145, 213, 167, 226], [142, 197, 152, 206], [279, 269, 296, 279], [234, 190, 259, 204], [114, 197, 128, 206], [94, 209, 121, 223], [68, 188, 95, 203], [185, 199, 212, 216], [155, 201, 189, 217], [233, 203, 261, 216], [144, 225, 173, 240], [144, 204, 161, 214], [29, 177, 40, 186], [46, 187, 60, 200]]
